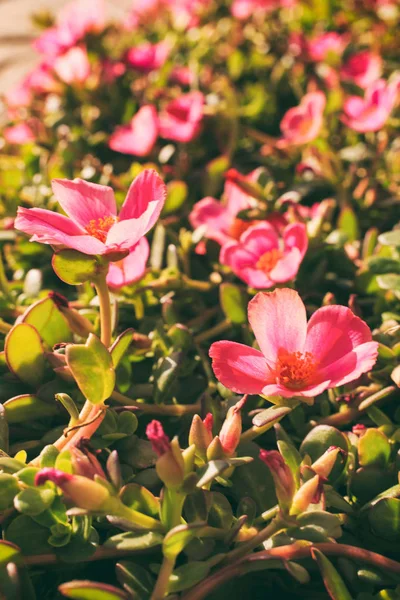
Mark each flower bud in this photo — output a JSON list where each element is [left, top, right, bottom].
[[189, 413, 213, 456], [290, 475, 322, 516], [352, 423, 367, 437], [310, 446, 345, 479], [35, 468, 110, 511], [146, 420, 185, 489], [206, 435, 225, 461], [259, 450, 295, 513], [219, 396, 247, 457], [70, 443, 107, 480]]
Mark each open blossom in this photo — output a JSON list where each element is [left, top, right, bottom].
[[109, 106, 158, 156], [341, 51, 382, 89], [209, 288, 378, 400], [342, 77, 400, 132], [126, 41, 170, 72], [159, 91, 204, 142], [220, 222, 308, 289], [3, 123, 35, 145], [15, 169, 166, 256], [307, 32, 347, 62], [53, 46, 91, 84], [33, 0, 105, 57], [106, 238, 149, 289], [277, 92, 326, 148]]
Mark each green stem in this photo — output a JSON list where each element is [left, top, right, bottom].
[[151, 555, 175, 600], [222, 518, 281, 565], [94, 274, 112, 348], [111, 390, 201, 416], [114, 501, 165, 532], [0, 251, 11, 299], [194, 319, 232, 344]]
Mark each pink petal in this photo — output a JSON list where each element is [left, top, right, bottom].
[[283, 222, 308, 258], [53, 46, 91, 84], [189, 197, 232, 245], [108, 106, 158, 157], [15, 207, 106, 254], [224, 168, 261, 216], [305, 305, 374, 367], [315, 341, 379, 388], [261, 380, 331, 399], [269, 248, 302, 283], [239, 222, 280, 256], [209, 341, 268, 394], [248, 289, 307, 363], [118, 169, 166, 227], [52, 178, 117, 229], [106, 238, 149, 289]]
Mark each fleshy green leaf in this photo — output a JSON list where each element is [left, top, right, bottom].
[[358, 429, 391, 468], [312, 548, 352, 600], [22, 296, 72, 346], [59, 581, 128, 600], [52, 250, 101, 285], [4, 394, 58, 423], [5, 323, 45, 387], [219, 283, 247, 324]]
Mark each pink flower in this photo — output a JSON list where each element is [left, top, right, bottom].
[[109, 106, 158, 156], [231, 0, 295, 19], [34, 0, 105, 56], [53, 47, 91, 84], [170, 66, 195, 86], [4, 82, 32, 110], [3, 123, 35, 145], [159, 91, 204, 143], [209, 288, 378, 400], [15, 169, 166, 256], [277, 92, 326, 148], [307, 32, 347, 62], [106, 238, 149, 289], [27, 62, 59, 94], [101, 60, 126, 84], [220, 222, 308, 289], [341, 51, 382, 89], [126, 41, 170, 73], [342, 78, 400, 132]]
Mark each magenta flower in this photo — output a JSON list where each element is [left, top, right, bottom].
[[106, 238, 149, 289], [277, 92, 326, 148], [126, 41, 170, 73], [3, 123, 35, 145], [53, 46, 91, 85], [15, 169, 166, 256], [209, 288, 378, 400], [307, 32, 347, 62], [342, 78, 400, 132], [220, 222, 308, 289], [109, 106, 158, 156], [341, 51, 382, 89], [159, 91, 204, 143]]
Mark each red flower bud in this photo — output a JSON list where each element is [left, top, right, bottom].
[[35, 468, 110, 511], [219, 396, 247, 457], [290, 474, 322, 516], [146, 420, 171, 456], [189, 413, 213, 456], [259, 449, 295, 513], [146, 421, 184, 488]]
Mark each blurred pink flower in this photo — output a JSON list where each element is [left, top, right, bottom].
[[53, 47, 91, 84], [126, 41, 170, 73], [220, 222, 308, 289], [3, 123, 35, 145], [159, 91, 204, 142], [170, 66, 195, 86], [342, 77, 400, 132], [307, 32, 347, 62], [34, 0, 105, 56], [101, 60, 126, 84], [4, 82, 32, 110], [277, 92, 326, 148], [231, 0, 295, 19], [15, 169, 166, 256], [209, 288, 378, 399], [109, 106, 158, 156], [107, 238, 149, 289], [341, 51, 382, 89]]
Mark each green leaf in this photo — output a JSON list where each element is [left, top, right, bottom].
[[5, 515, 53, 555], [219, 284, 247, 324], [196, 457, 252, 488], [368, 498, 400, 541], [22, 296, 72, 346], [163, 522, 206, 560], [338, 206, 359, 242], [231, 441, 277, 512], [120, 483, 160, 517], [358, 428, 391, 468], [208, 492, 233, 530], [153, 352, 183, 404], [4, 395, 58, 423], [66, 334, 115, 404], [377, 274, 400, 292], [52, 250, 101, 285], [378, 230, 400, 247], [59, 581, 128, 600], [104, 531, 163, 551], [163, 180, 188, 215], [116, 561, 155, 600], [14, 487, 55, 516], [367, 257, 400, 275], [0, 404, 9, 453], [168, 561, 210, 593], [312, 548, 352, 600], [0, 540, 21, 566], [300, 426, 349, 462], [5, 323, 45, 387], [204, 155, 230, 197], [252, 405, 292, 428], [110, 329, 133, 368], [0, 474, 19, 510]]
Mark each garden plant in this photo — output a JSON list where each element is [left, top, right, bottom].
[[0, 0, 400, 598]]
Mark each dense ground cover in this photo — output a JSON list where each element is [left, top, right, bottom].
[[0, 0, 400, 598]]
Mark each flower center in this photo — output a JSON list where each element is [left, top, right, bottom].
[[256, 248, 282, 274], [275, 350, 317, 389], [228, 218, 255, 240], [85, 216, 117, 243]]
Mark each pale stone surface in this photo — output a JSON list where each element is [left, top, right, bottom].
[[0, 0, 132, 95]]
